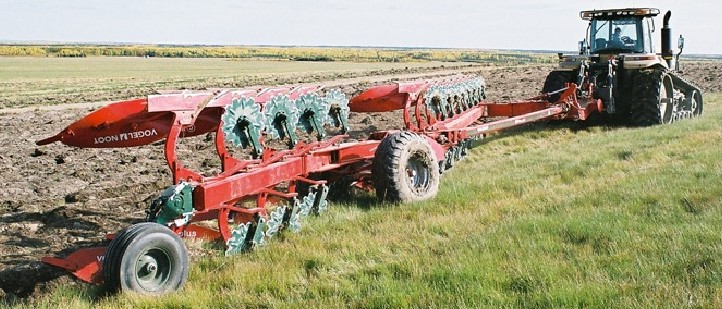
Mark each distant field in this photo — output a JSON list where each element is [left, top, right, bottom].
[[0, 57, 455, 80], [0, 57, 467, 108], [0, 45, 558, 108]]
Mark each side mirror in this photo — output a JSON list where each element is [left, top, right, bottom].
[[678, 35, 685, 50], [578, 40, 587, 55]]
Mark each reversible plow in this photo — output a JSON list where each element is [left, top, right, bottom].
[[38, 75, 604, 294]]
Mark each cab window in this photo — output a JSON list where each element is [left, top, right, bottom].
[[590, 17, 644, 53]]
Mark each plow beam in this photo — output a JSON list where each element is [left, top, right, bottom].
[[463, 106, 565, 137], [483, 101, 551, 117], [194, 140, 379, 211]]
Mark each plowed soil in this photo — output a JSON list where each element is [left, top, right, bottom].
[[0, 61, 718, 301]]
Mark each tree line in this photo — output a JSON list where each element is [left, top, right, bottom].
[[0, 45, 555, 64]]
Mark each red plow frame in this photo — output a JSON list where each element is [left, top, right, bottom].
[[38, 75, 603, 293]]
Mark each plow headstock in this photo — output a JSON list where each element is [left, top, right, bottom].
[[36, 98, 177, 148], [35, 84, 330, 149]]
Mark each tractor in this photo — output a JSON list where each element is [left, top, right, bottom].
[[543, 8, 703, 125]]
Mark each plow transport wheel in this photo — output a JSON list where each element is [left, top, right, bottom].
[[103, 222, 189, 295], [372, 132, 440, 202]]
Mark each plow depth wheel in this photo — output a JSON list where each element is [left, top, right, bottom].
[[372, 132, 440, 202], [103, 222, 188, 295]]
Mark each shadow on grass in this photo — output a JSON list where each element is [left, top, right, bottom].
[[0, 246, 112, 306]]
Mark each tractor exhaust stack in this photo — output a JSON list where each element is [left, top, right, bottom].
[[661, 11, 673, 67]]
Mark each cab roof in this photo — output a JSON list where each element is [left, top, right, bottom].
[[580, 8, 660, 20]]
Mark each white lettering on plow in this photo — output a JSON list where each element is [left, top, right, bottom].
[[94, 128, 158, 145]]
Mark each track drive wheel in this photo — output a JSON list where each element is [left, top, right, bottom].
[[372, 132, 440, 203], [632, 69, 674, 126], [103, 222, 189, 295], [688, 89, 703, 116], [541, 71, 574, 102]]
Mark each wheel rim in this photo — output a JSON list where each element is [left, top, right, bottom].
[[135, 248, 172, 291], [406, 153, 430, 191]]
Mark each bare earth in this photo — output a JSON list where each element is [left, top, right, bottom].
[[0, 62, 718, 300]]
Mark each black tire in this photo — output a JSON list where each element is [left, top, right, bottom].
[[296, 173, 355, 202], [326, 175, 356, 202], [632, 69, 674, 126], [541, 71, 574, 102], [103, 222, 188, 295], [372, 132, 440, 202]]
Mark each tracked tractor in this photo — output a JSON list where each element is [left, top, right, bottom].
[[543, 8, 703, 125]]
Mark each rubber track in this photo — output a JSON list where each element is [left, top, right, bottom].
[[631, 68, 665, 126], [541, 71, 574, 102], [668, 71, 703, 96], [669, 72, 704, 115]]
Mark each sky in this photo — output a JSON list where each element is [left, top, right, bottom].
[[1, 0, 720, 54]]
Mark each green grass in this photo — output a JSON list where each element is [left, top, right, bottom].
[[0, 57, 463, 108], [7, 95, 722, 308]]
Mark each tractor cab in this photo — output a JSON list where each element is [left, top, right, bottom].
[[582, 8, 659, 55]]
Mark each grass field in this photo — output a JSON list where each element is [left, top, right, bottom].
[[0, 57, 467, 109], [9, 93, 720, 308], [0, 57, 458, 80]]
